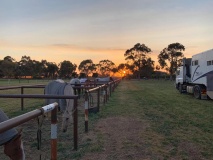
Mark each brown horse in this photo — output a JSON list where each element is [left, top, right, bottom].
[[0, 109, 25, 160], [4, 131, 25, 160]]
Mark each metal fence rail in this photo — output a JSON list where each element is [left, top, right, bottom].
[[0, 79, 122, 158], [0, 102, 58, 160], [0, 94, 79, 151], [0, 84, 46, 110], [84, 79, 121, 132]]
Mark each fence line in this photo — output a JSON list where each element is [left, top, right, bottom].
[[0, 79, 121, 157], [84, 79, 121, 132], [0, 94, 79, 151], [0, 84, 45, 110], [0, 102, 58, 160]]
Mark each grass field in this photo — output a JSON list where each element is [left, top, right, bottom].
[[0, 79, 212, 159], [0, 79, 51, 117]]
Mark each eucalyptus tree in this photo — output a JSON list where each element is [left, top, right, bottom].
[[46, 62, 59, 79], [0, 56, 16, 78], [78, 59, 96, 77], [30, 60, 40, 78], [18, 55, 35, 78], [96, 59, 116, 76], [117, 63, 134, 76], [3, 56, 15, 62], [124, 43, 154, 79], [117, 63, 126, 77], [158, 42, 185, 80], [140, 57, 155, 78], [40, 60, 48, 78], [58, 60, 76, 78]]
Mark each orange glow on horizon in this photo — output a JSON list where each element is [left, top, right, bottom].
[[1, 42, 210, 73]]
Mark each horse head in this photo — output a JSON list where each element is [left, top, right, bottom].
[[4, 131, 25, 160]]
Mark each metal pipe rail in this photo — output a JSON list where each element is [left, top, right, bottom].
[[0, 102, 58, 160], [0, 85, 46, 110], [0, 84, 45, 90], [0, 94, 79, 151], [0, 94, 77, 99], [87, 84, 105, 92], [83, 79, 121, 133], [84, 84, 105, 132]]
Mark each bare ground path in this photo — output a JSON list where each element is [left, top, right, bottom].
[[74, 80, 159, 160]]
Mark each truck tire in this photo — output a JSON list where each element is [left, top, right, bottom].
[[179, 84, 183, 93], [194, 85, 201, 99]]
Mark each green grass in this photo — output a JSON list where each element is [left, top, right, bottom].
[[73, 79, 213, 159], [0, 78, 50, 86], [0, 84, 47, 117], [0, 79, 212, 159]]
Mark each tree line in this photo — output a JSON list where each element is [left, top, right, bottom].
[[0, 42, 185, 79]]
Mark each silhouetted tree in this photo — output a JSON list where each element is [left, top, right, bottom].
[[117, 63, 126, 77], [58, 60, 76, 78], [18, 55, 34, 78], [124, 43, 154, 79], [46, 62, 58, 79], [78, 59, 96, 77], [158, 42, 185, 80], [3, 56, 15, 62], [31, 60, 44, 78], [0, 56, 16, 78], [96, 59, 116, 76]]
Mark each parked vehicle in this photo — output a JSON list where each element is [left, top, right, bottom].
[[176, 49, 213, 99]]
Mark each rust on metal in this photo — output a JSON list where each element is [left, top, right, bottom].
[[51, 104, 58, 160], [73, 98, 78, 150]]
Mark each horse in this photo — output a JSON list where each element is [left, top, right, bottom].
[[44, 79, 74, 132], [96, 76, 114, 82], [0, 109, 25, 160], [70, 77, 81, 96]]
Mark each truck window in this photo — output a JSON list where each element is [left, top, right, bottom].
[[207, 61, 212, 66], [192, 60, 199, 66], [194, 60, 198, 65]]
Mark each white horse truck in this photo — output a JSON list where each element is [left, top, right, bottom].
[[176, 49, 213, 99]]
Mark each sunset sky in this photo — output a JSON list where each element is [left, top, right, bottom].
[[0, 0, 212, 67]]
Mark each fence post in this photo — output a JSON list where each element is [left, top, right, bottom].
[[0, 102, 58, 159], [84, 91, 89, 133], [50, 104, 58, 160], [97, 87, 100, 112], [73, 98, 78, 150], [103, 86, 106, 104], [109, 82, 112, 97], [21, 86, 24, 110], [105, 85, 108, 103]]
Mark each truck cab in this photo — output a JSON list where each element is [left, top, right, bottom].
[[175, 49, 213, 99], [175, 58, 192, 92]]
